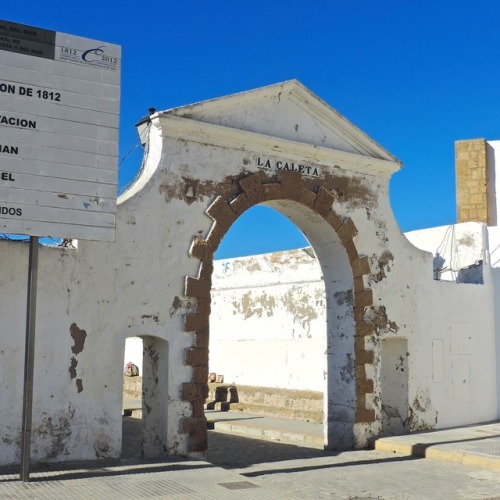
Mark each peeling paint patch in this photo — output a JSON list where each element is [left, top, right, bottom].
[[76, 379, 83, 393], [369, 251, 394, 283], [69, 357, 77, 379], [364, 305, 398, 335], [408, 389, 438, 431], [70, 323, 87, 355], [141, 314, 159, 323], [284, 287, 318, 334], [233, 291, 276, 319]]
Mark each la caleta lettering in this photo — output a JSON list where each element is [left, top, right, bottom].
[[256, 156, 320, 178]]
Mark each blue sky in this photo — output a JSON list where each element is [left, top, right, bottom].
[[3, 1, 500, 257]]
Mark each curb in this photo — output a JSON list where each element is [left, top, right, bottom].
[[211, 421, 324, 449], [375, 439, 500, 472]]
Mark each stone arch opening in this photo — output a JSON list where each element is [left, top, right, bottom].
[[182, 171, 375, 454], [121, 335, 169, 458], [209, 205, 326, 442]]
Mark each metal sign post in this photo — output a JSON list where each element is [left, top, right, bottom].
[[20, 236, 39, 482]]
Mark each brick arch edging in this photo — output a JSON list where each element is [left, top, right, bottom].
[[181, 171, 375, 452]]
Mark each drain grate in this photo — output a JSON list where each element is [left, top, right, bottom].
[[218, 481, 259, 490]]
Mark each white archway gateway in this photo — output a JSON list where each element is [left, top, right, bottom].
[[130, 80, 403, 453], [1, 81, 497, 464]]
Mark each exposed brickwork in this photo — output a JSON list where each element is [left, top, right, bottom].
[[185, 277, 210, 298], [456, 139, 489, 224], [313, 186, 335, 216], [182, 382, 208, 402], [352, 256, 371, 278], [299, 187, 317, 208], [239, 173, 265, 204], [185, 347, 208, 367], [355, 289, 373, 309], [344, 240, 359, 262], [262, 183, 283, 200], [183, 172, 378, 449], [206, 196, 237, 229], [337, 218, 358, 244], [279, 171, 302, 200], [229, 193, 251, 216]]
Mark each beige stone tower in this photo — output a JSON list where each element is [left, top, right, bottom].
[[455, 139, 489, 224]]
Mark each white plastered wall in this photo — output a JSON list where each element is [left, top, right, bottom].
[[1, 81, 499, 465]]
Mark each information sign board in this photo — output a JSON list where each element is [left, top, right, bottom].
[[0, 20, 120, 241]]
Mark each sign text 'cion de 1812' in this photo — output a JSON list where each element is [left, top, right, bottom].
[[0, 19, 121, 242]]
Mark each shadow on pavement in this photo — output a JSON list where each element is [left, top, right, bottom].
[[206, 430, 421, 471]]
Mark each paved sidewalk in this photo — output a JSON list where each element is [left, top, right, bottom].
[[205, 409, 324, 448], [376, 421, 500, 472], [0, 457, 283, 499], [2, 413, 499, 499]]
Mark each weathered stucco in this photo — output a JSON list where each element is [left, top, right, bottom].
[[0, 81, 498, 465]]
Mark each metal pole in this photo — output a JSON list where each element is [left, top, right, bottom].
[[20, 236, 39, 482]]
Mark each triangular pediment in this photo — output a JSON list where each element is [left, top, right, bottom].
[[164, 80, 399, 164]]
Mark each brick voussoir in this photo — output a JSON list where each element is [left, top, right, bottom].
[[185, 347, 208, 367], [355, 289, 373, 308], [355, 350, 374, 365], [352, 256, 371, 277], [229, 192, 251, 216], [185, 276, 211, 298], [206, 195, 237, 229], [189, 238, 213, 260], [326, 211, 343, 231], [356, 377, 374, 394], [181, 382, 208, 402], [300, 187, 317, 208], [190, 426, 208, 452], [205, 222, 227, 250], [356, 407, 376, 423], [279, 171, 302, 200], [239, 173, 265, 204], [262, 183, 283, 200], [313, 186, 335, 217], [184, 313, 208, 332], [337, 218, 358, 243], [182, 417, 207, 434]]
